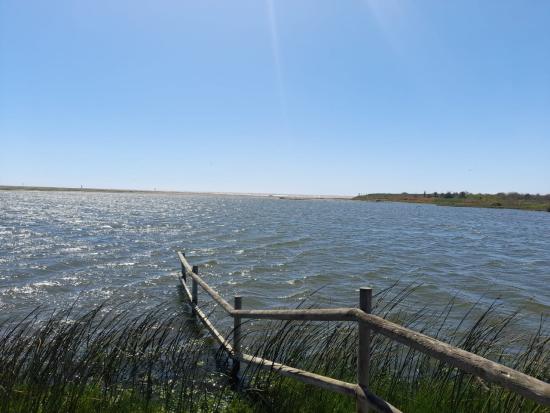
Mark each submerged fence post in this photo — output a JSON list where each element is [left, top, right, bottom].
[[191, 265, 199, 316], [357, 287, 372, 413], [233, 295, 242, 381]]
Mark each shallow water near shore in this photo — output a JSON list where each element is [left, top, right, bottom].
[[1, 190, 549, 332]]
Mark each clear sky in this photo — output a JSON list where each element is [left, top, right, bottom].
[[1, 1, 549, 195]]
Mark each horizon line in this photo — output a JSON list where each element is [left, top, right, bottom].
[[0, 185, 353, 199], [1, 185, 548, 197]]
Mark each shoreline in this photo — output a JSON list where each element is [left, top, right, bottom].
[[353, 193, 550, 212], [2, 186, 548, 211], [0, 185, 352, 200]]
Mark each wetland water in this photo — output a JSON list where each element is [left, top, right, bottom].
[[0, 190, 548, 332]]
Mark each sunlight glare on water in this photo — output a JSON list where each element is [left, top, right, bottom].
[[0, 191, 549, 331]]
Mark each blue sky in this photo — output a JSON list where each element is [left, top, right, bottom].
[[1, 0, 549, 195]]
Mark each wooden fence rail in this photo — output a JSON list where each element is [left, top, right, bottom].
[[176, 251, 550, 412]]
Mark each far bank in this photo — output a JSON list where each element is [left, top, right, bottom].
[[353, 192, 550, 212]]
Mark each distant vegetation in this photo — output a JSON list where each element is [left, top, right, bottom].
[[0, 284, 548, 412], [353, 192, 550, 212]]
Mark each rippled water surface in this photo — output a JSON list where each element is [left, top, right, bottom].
[[1, 191, 549, 329]]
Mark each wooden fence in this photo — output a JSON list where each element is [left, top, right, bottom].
[[176, 251, 550, 413]]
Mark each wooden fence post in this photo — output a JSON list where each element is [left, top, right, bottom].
[[181, 252, 186, 282], [357, 287, 372, 413], [233, 296, 242, 381], [191, 265, 199, 316]]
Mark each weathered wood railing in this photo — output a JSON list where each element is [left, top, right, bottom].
[[176, 251, 550, 413]]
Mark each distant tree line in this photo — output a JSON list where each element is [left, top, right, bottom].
[[356, 192, 550, 200], [431, 191, 550, 201], [429, 191, 468, 199], [427, 192, 550, 200], [493, 192, 550, 200], [354, 191, 550, 211]]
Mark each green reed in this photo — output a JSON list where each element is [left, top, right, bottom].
[[237, 283, 549, 412], [0, 283, 547, 413]]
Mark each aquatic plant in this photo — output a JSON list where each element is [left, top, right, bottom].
[[237, 284, 549, 412], [0, 284, 547, 412], [0, 302, 236, 413]]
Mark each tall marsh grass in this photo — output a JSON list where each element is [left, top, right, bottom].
[[0, 303, 234, 413], [0, 284, 548, 413], [237, 283, 549, 412]]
